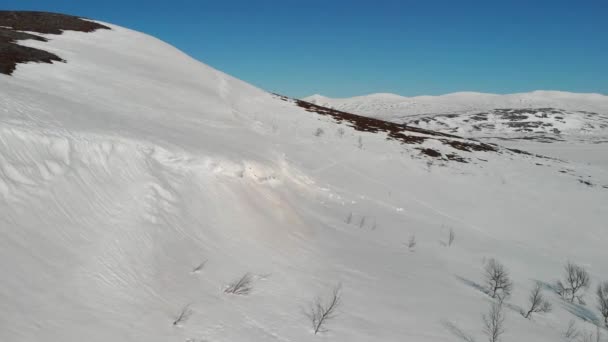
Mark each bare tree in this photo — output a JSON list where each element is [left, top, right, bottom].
[[448, 228, 455, 247], [407, 234, 417, 251], [357, 136, 363, 149], [597, 281, 608, 327], [359, 216, 366, 228], [224, 273, 253, 295], [556, 262, 590, 304], [482, 302, 505, 342], [483, 258, 513, 302], [522, 282, 552, 319], [345, 212, 352, 224], [307, 284, 342, 334], [564, 320, 580, 341], [173, 304, 193, 326]]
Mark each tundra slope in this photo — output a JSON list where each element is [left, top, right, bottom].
[[1, 12, 608, 342], [304, 93, 608, 169]]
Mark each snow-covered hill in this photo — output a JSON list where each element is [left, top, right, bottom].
[[2, 12, 608, 342], [304, 93, 608, 169], [304, 91, 608, 120]]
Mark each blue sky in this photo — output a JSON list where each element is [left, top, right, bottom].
[[4, 1, 608, 98]]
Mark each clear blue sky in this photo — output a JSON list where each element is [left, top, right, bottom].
[[5, 0, 608, 98]]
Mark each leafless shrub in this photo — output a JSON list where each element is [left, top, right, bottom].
[[307, 284, 342, 334], [483, 258, 513, 302], [407, 234, 417, 250], [224, 273, 253, 295], [173, 304, 193, 326], [345, 212, 352, 224], [336, 127, 345, 137], [597, 281, 608, 327], [482, 302, 505, 342], [564, 320, 581, 341], [448, 228, 455, 247], [359, 216, 366, 228], [191, 260, 207, 274], [314, 128, 324, 137], [556, 262, 590, 304], [357, 136, 363, 149], [522, 282, 552, 319]]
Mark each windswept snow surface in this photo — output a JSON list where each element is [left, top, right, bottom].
[[1, 21, 608, 342]]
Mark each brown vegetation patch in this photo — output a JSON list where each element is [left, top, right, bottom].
[[279, 95, 478, 146], [418, 148, 442, 158], [446, 153, 468, 163], [272, 94, 505, 163], [0, 11, 109, 34], [440, 139, 498, 152], [0, 11, 109, 75]]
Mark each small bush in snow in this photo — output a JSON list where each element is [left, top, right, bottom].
[[597, 281, 608, 327], [556, 262, 590, 304], [483, 258, 512, 302], [314, 128, 324, 137], [564, 320, 581, 341], [336, 127, 345, 137], [448, 228, 455, 247], [357, 136, 363, 149], [482, 302, 505, 342], [407, 234, 417, 250], [173, 304, 193, 326], [224, 273, 253, 295], [307, 284, 342, 334], [522, 282, 552, 319], [345, 212, 352, 224]]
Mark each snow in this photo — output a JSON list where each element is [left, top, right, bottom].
[[303, 91, 608, 121], [303, 93, 608, 171], [1, 21, 608, 342], [302, 93, 608, 136]]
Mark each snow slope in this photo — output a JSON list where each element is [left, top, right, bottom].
[[304, 93, 608, 170], [1, 16, 608, 342], [304, 92, 608, 120]]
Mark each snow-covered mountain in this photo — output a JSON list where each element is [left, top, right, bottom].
[[2, 12, 608, 342]]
